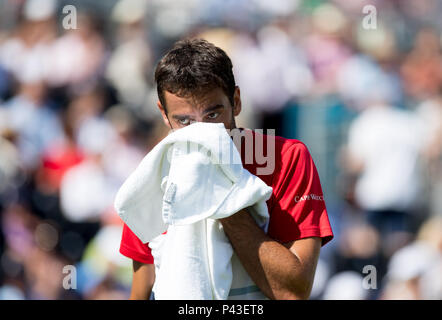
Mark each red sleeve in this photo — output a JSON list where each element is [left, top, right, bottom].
[[267, 142, 333, 246], [120, 223, 154, 264]]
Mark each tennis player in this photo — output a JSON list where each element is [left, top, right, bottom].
[[119, 38, 333, 300]]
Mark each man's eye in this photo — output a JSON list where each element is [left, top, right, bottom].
[[207, 112, 219, 120], [178, 118, 190, 125]]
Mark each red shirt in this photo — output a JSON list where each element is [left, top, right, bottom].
[[119, 130, 333, 264]]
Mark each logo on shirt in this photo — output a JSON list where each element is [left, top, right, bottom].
[[295, 194, 324, 203]]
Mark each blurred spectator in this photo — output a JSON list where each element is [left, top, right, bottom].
[[0, 80, 64, 170], [380, 240, 439, 300], [36, 110, 85, 194], [233, 21, 313, 113], [304, 3, 351, 96], [46, 11, 107, 94], [337, 54, 402, 111], [77, 224, 132, 299], [105, 0, 154, 118], [332, 222, 383, 280], [322, 271, 368, 300], [400, 28, 442, 102], [59, 95, 143, 224], [100, 106, 144, 186], [0, 0, 57, 85], [344, 102, 426, 256], [59, 117, 118, 224], [0, 112, 21, 200], [379, 213, 442, 300]]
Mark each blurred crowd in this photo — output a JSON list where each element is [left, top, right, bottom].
[[0, 0, 441, 300]]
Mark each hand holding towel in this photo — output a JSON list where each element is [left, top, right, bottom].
[[114, 122, 272, 299]]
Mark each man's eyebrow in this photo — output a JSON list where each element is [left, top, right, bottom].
[[171, 114, 192, 120], [171, 105, 224, 120], [203, 104, 224, 114]]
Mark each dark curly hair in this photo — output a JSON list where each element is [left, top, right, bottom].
[[154, 38, 236, 111]]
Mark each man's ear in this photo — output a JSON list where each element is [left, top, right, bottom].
[[233, 86, 242, 117], [157, 100, 171, 128]]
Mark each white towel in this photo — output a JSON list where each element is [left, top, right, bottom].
[[114, 122, 272, 299]]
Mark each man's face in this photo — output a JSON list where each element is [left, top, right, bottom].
[[157, 87, 241, 131]]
